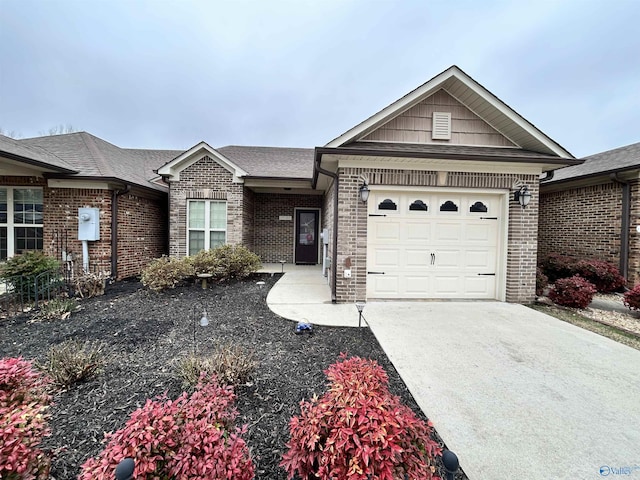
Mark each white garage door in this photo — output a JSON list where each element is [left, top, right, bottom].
[[366, 190, 504, 299]]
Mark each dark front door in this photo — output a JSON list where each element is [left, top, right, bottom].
[[295, 209, 319, 264]]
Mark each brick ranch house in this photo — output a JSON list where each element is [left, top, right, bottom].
[[538, 142, 640, 286], [1, 65, 580, 302]]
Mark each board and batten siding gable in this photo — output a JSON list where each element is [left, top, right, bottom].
[[361, 89, 516, 147]]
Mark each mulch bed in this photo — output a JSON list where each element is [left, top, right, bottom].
[[1, 274, 466, 479]]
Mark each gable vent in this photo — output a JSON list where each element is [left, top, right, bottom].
[[432, 112, 451, 140]]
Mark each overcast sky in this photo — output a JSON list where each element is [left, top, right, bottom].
[[1, 0, 638, 158]]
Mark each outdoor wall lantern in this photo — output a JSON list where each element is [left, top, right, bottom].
[[514, 185, 532, 208], [359, 182, 370, 203]]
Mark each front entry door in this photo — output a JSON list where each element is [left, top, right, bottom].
[[295, 209, 319, 264]]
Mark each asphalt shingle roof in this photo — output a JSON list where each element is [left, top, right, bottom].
[[217, 145, 315, 178], [0, 134, 77, 172], [547, 142, 640, 183]]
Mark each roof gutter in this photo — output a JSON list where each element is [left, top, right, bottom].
[[610, 173, 631, 282], [111, 184, 131, 279], [313, 148, 338, 303]]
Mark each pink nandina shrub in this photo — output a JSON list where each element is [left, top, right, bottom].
[[623, 284, 640, 311], [281, 355, 442, 480], [549, 275, 597, 309], [79, 375, 254, 480], [0, 357, 52, 480]]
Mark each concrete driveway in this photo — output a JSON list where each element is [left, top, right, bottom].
[[365, 302, 640, 480]]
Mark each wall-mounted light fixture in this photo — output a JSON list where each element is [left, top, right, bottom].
[[359, 182, 370, 203], [514, 185, 532, 208]]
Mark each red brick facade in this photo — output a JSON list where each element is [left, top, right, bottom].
[[2, 176, 166, 280], [538, 180, 640, 285]]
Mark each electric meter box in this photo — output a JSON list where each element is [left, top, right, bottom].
[[78, 207, 100, 241]]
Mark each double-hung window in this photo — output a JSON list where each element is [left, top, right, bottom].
[[188, 200, 227, 255], [0, 187, 44, 260]]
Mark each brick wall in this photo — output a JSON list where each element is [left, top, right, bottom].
[[168, 156, 244, 257], [253, 193, 322, 263], [538, 180, 640, 285], [242, 187, 255, 251], [116, 192, 167, 279], [332, 168, 539, 303]]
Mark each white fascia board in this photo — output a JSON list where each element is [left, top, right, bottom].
[[47, 179, 111, 189], [156, 141, 247, 182], [325, 68, 457, 148], [337, 156, 542, 176]]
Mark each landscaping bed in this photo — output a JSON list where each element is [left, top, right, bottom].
[[0, 274, 461, 479]]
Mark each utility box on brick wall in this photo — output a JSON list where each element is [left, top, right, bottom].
[[78, 207, 100, 241]]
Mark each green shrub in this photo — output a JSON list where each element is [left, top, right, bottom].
[[0, 252, 61, 302], [34, 298, 78, 321], [38, 340, 105, 388], [549, 275, 597, 309], [176, 344, 257, 389], [141, 256, 194, 291], [191, 244, 261, 281]]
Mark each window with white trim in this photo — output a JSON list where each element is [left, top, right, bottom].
[[187, 200, 227, 255], [0, 187, 44, 260]]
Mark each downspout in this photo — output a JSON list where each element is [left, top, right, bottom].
[[313, 150, 339, 303], [610, 173, 630, 281], [111, 184, 131, 279], [540, 170, 554, 182]]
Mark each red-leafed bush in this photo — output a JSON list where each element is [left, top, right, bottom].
[[536, 267, 549, 297], [623, 284, 640, 311], [280, 355, 442, 480], [549, 275, 597, 309], [574, 259, 626, 293], [539, 254, 578, 282], [0, 357, 52, 480], [79, 375, 254, 480]]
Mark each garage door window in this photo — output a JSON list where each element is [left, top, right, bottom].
[[439, 200, 459, 212], [470, 201, 488, 213], [378, 199, 397, 211], [409, 200, 428, 211]]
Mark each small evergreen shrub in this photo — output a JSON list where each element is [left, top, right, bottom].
[[79, 375, 254, 480], [191, 245, 261, 281], [0, 357, 52, 480], [539, 254, 577, 282], [141, 256, 194, 291], [549, 275, 597, 309], [34, 298, 78, 321], [0, 252, 61, 302], [281, 355, 442, 480], [38, 340, 105, 387], [574, 259, 625, 293], [176, 344, 257, 389], [623, 284, 640, 311], [536, 267, 548, 297]]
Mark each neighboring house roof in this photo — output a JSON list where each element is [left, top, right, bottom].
[[545, 142, 640, 184], [218, 146, 314, 178], [0, 134, 78, 173], [326, 65, 574, 159], [20, 132, 179, 191]]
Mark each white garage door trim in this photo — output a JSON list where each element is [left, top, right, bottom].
[[366, 187, 509, 301]]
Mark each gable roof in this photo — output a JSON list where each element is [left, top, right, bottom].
[[20, 132, 181, 191], [545, 141, 640, 184], [0, 134, 77, 173], [326, 65, 574, 158]]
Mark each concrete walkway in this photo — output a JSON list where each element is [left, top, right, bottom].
[[263, 267, 640, 479]]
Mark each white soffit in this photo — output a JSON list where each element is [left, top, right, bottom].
[[157, 141, 247, 182], [325, 66, 573, 159]]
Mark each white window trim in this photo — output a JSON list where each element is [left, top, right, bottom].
[[0, 187, 44, 259], [186, 200, 227, 255]]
